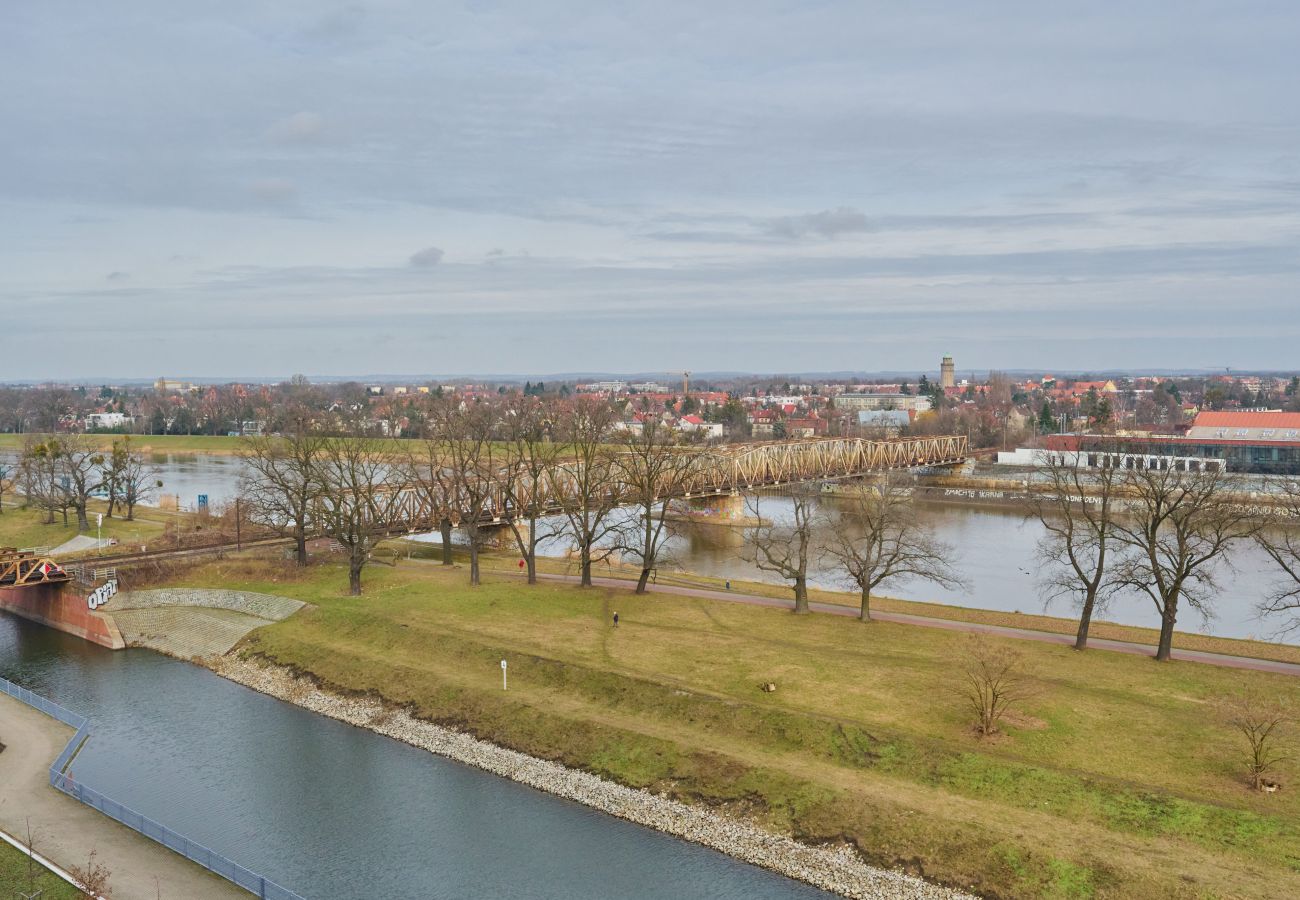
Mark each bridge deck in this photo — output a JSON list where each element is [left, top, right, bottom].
[[0, 550, 72, 588]]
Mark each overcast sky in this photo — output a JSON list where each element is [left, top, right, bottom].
[[3, 2, 1298, 381]]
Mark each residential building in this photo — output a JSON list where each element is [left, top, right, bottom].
[[835, 393, 932, 412]]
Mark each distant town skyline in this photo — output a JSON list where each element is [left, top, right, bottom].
[[3, 2, 1298, 380]]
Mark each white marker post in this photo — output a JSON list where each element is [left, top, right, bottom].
[[96, 513, 103, 556], [501, 659, 508, 691]]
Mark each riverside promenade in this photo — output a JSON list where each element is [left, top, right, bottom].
[[0, 693, 247, 900]]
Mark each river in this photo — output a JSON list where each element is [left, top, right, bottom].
[[0, 614, 834, 899], [8, 451, 1295, 642]]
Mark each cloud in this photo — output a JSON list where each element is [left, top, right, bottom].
[[409, 246, 445, 267], [266, 111, 327, 144], [761, 207, 873, 239], [249, 178, 298, 205], [105, 271, 129, 282]]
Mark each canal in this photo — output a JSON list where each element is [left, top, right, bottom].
[[0, 614, 835, 899]]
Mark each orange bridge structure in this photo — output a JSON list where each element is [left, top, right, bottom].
[[371, 434, 970, 530]]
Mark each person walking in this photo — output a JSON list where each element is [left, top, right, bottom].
[[612, 611, 619, 628]]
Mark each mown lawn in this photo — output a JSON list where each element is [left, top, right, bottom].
[[0, 503, 169, 553], [169, 555, 1300, 899], [0, 839, 81, 900]]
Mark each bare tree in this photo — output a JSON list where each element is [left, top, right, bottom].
[[500, 396, 563, 584], [20, 437, 75, 526], [404, 424, 459, 567], [69, 847, 113, 897], [117, 443, 161, 522], [1111, 464, 1260, 662], [61, 435, 106, 532], [960, 634, 1031, 737], [1024, 448, 1121, 649], [314, 434, 398, 595], [1215, 690, 1293, 790], [1254, 478, 1300, 637], [555, 397, 622, 586], [824, 474, 964, 621], [241, 427, 324, 565], [0, 459, 10, 514], [429, 397, 509, 585], [746, 493, 815, 613], [615, 421, 693, 593]]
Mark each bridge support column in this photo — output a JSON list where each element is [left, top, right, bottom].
[[671, 493, 760, 527], [0, 583, 125, 649]]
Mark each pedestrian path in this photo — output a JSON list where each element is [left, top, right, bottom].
[[531, 572, 1300, 677], [0, 693, 247, 900]]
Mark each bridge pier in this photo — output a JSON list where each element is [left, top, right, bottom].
[[664, 493, 760, 527], [0, 583, 125, 649]]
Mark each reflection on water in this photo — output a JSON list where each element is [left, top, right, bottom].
[[0, 615, 834, 900]]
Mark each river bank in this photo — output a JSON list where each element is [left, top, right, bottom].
[[167, 556, 1300, 899], [208, 655, 970, 900]]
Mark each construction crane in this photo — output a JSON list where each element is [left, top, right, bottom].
[[681, 371, 690, 396]]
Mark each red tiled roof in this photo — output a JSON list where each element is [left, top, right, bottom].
[[1193, 411, 1300, 429]]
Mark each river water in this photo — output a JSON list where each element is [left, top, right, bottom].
[[8, 451, 1295, 642], [0, 615, 834, 899]]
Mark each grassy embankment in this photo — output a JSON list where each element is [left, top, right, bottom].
[[0, 502, 171, 554], [0, 433, 245, 456], [166, 554, 1300, 899], [0, 841, 80, 900], [426, 543, 1300, 666]]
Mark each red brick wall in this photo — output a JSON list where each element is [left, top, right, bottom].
[[0, 583, 125, 649]]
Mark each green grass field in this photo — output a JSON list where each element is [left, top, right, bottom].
[[0, 433, 245, 455], [166, 554, 1300, 899], [0, 502, 170, 553], [0, 840, 80, 900]]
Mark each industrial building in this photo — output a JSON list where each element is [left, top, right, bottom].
[[1044, 410, 1300, 475]]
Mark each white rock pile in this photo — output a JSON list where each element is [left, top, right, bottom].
[[210, 657, 977, 900]]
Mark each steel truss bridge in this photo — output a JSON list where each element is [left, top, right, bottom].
[[370, 434, 969, 531], [0, 549, 71, 589]]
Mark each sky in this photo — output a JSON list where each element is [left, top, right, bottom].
[[2, 1, 1298, 381]]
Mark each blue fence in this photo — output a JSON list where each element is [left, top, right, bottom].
[[1, 675, 306, 900]]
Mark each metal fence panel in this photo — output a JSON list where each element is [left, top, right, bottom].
[[2, 674, 306, 900]]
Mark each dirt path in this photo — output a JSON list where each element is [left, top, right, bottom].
[[0, 695, 248, 899], [530, 573, 1300, 677]]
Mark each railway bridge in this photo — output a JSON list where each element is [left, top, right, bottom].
[[372, 434, 969, 531]]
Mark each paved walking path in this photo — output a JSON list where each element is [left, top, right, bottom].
[[0, 694, 248, 900], [531, 573, 1300, 677]]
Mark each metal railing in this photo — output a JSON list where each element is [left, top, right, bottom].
[[1, 675, 306, 900]]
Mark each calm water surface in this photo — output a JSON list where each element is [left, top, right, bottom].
[[0, 615, 834, 900]]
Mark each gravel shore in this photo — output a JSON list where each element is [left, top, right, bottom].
[[209, 656, 977, 900]]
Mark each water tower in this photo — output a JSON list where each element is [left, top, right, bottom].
[[940, 355, 955, 389]]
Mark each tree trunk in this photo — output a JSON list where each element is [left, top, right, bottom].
[[580, 544, 593, 587], [793, 576, 809, 614], [440, 519, 453, 565], [469, 540, 481, 586], [76, 505, 89, 532], [1074, 589, 1096, 650], [295, 529, 308, 567], [636, 568, 651, 594], [859, 586, 872, 622], [1155, 604, 1177, 661], [349, 554, 364, 596], [526, 548, 537, 584], [126, 501, 136, 522]]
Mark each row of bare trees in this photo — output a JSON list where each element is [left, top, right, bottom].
[[746, 476, 966, 620], [1025, 451, 1300, 660], [8, 435, 159, 530], [239, 396, 703, 596]]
